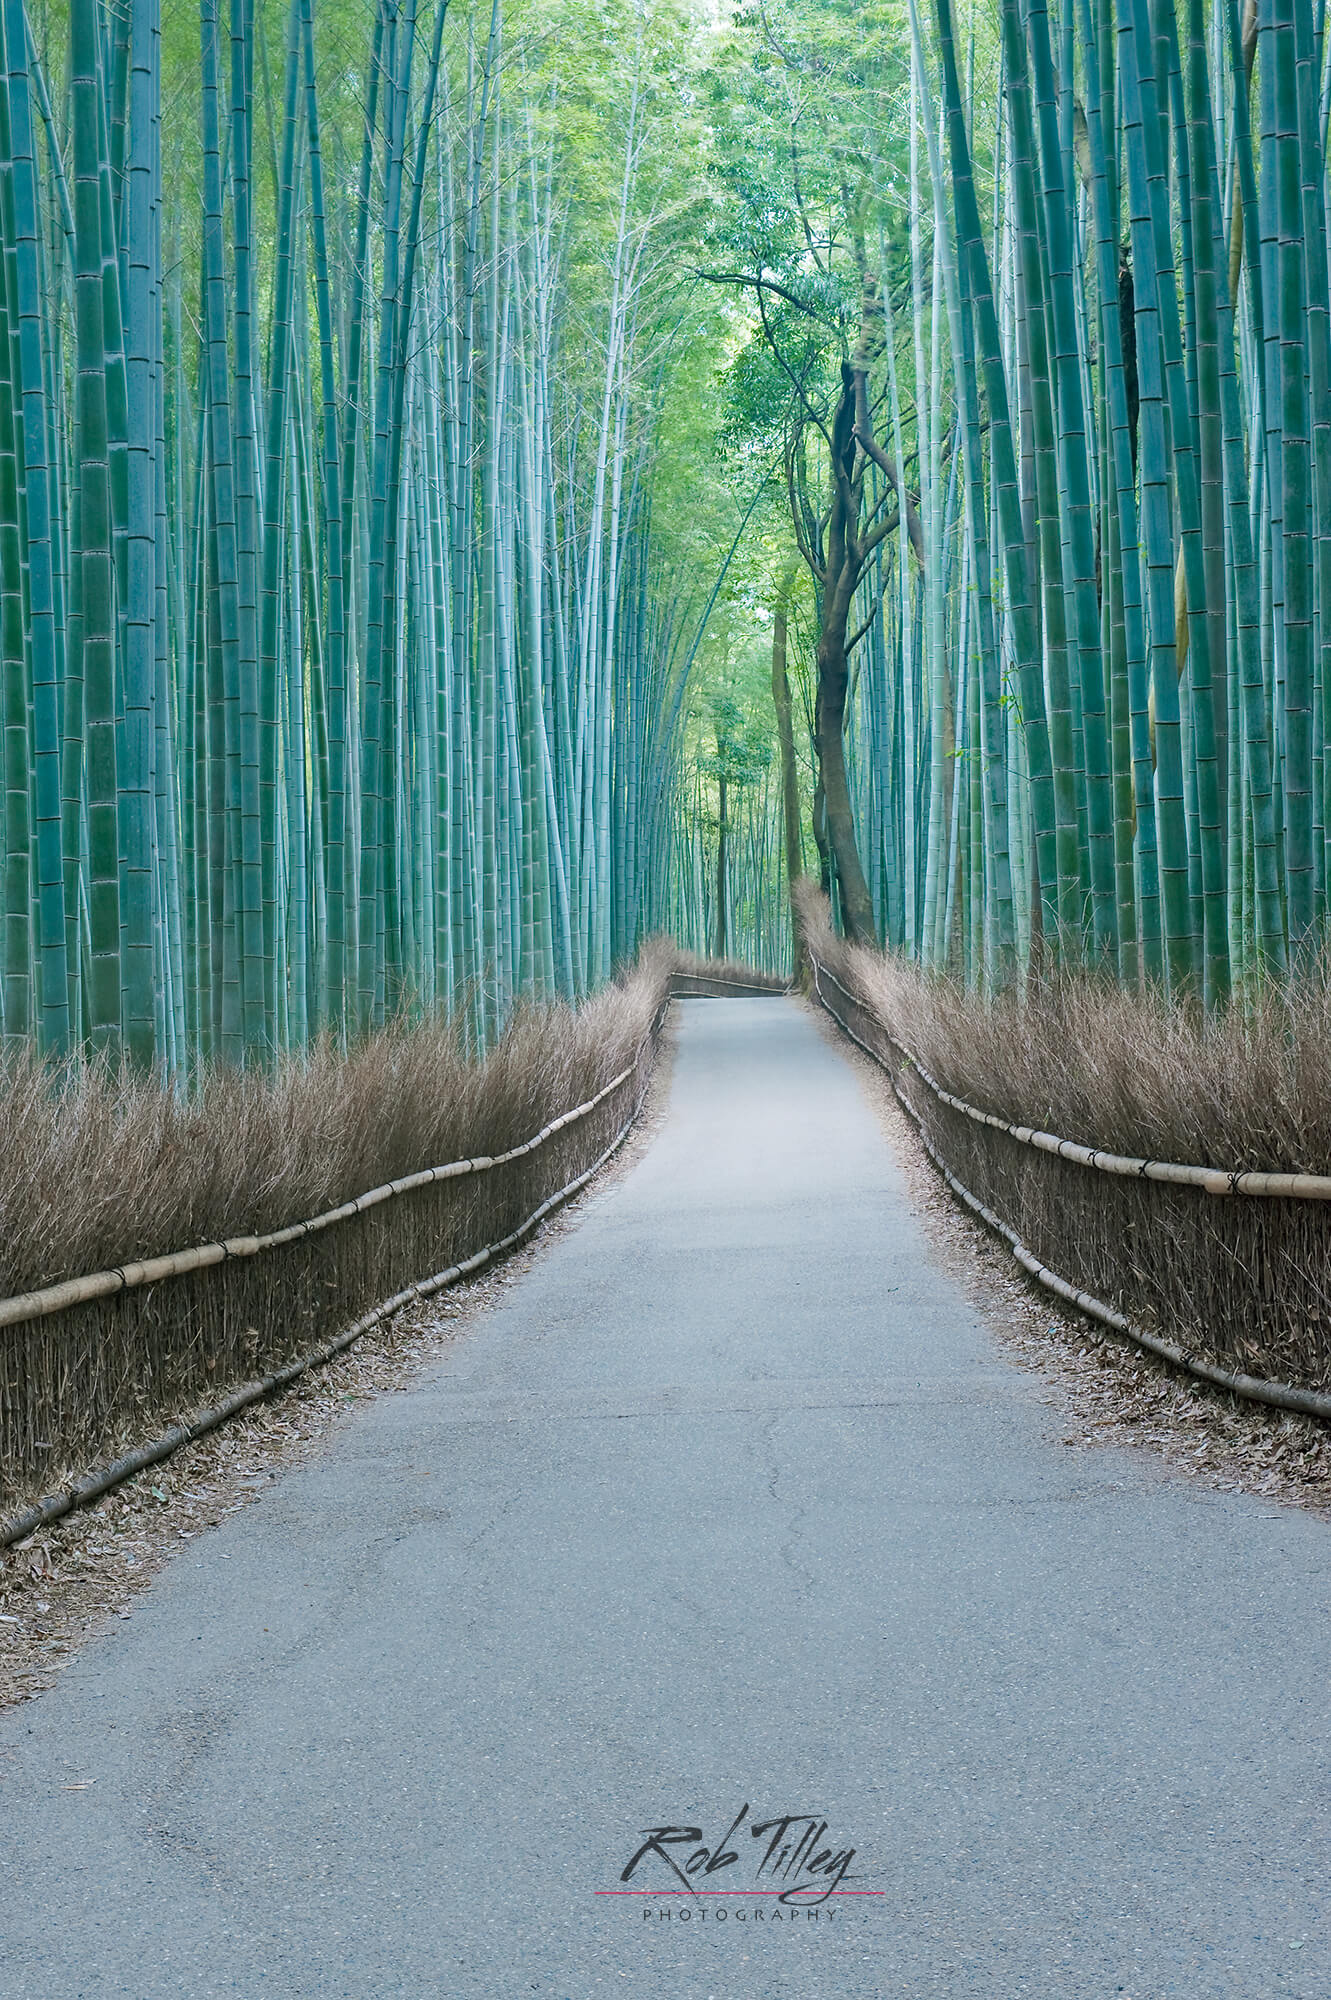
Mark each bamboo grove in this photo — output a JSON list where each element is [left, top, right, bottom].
[[0, 0, 718, 1071], [9, 0, 1331, 1061], [686, 0, 1331, 1005], [899, 0, 1331, 1004]]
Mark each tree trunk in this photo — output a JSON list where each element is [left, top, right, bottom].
[[769, 559, 805, 968], [816, 652, 877, 945], [714, 769, 728, 957], [811, 777, 831, 895]]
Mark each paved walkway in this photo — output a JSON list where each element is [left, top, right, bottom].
[[2, 997, 1330, 1998]]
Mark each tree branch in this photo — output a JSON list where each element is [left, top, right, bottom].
[[693, 267, 839, 326], [751, 280, 834, 450], [852, 369, 925, 565]]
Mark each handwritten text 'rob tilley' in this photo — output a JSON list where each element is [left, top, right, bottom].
[[620, 1806, 859, 1905]]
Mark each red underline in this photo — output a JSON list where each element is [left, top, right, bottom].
[[594, 1888, 885, 1897]]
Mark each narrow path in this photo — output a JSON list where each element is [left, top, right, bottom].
[[2, 998, 1329, 1999]]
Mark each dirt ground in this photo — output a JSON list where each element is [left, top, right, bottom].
[[6, 995, 1331, 1715]]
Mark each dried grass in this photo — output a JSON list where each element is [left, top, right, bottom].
[[668, 949, 789, 993], [0, 1009, 681, 1709], [796, 883, 1331, 1393], [825, 998, 1331, 1520], [0, 947, 673, 1506]]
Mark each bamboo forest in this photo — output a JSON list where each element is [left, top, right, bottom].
[[13, 2, 1331, 1972], [2, 0, 1331, 1074]]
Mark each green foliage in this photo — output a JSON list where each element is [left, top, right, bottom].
[[698, 676, 774, 792], [14, 0, 1324, 1042]]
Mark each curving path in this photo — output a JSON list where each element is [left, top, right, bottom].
[[1, 997, 1330, 1998]]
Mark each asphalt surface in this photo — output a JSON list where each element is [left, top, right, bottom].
[[2, 995, 1330, 2000]]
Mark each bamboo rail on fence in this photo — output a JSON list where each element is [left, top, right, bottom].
[[668, 973, 792, 999], [809, 952, 1331, 1425], [4, 967, 790, 1337], [811, 958, 1331, 1203], [0, 994, 674, 1534], [0, 967, 787, 1535], [0, 1056, 646, 1334], [0, 1091, 650, 1550]]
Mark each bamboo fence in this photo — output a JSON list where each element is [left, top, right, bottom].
[[0, 994, 671, 1514], [810, 949, 1331, 1410], [668, 971, 790, 998]]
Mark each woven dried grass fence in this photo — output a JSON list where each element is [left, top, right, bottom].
[[0, 999, 670, 1524], [668, 973, 790, 999], [809, 952, 1331, 1417]]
